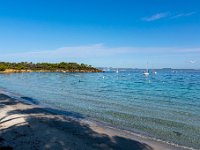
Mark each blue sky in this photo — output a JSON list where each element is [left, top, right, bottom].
[[0, 0, 200, 68]]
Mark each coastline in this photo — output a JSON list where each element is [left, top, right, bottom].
[[0, 69, 102, 74], [0, 91, 194, 150]]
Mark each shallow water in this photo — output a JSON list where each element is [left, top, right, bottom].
[[0, 70, 199, 149]]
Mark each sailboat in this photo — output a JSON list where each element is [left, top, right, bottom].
[[116, 69, 119, 73], [143, 63, 149, 77]]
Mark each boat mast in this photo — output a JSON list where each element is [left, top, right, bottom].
[[146, 62, 148, 73]]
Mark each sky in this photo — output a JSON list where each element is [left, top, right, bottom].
[[0, 0, 200, 69]]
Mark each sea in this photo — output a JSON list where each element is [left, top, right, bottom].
[[0, 69, 199, 149]]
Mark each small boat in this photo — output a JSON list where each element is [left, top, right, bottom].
[[144, 72, 149, 77], [152, 69, 157, 75], [143, 63, 149, 77], [116, 69, 119, 73]]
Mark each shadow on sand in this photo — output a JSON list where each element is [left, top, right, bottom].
[[0, 94, 153, 150]]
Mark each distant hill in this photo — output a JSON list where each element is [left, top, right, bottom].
[[0, 62, 102, 73]]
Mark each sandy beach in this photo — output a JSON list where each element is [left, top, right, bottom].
[[0, 93, 192, 150]]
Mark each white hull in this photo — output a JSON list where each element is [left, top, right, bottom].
[[144, 72, 149, 77]]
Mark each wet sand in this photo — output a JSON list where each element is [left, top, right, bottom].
[[0, 93, 191, 150]]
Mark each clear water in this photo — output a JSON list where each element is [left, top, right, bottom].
[[0, 70, 199, 149]]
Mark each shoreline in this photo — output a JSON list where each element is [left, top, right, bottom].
[[0, 69, 102, 74], [0, 91, 195, 150]]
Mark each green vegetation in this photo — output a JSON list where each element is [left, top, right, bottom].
[[0, 62, 101, 73]]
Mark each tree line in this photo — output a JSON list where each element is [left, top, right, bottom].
[[0, 62, 101, 72]]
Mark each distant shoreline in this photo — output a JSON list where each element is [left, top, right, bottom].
[[0, 62, 102, 73], [0, 69, 102, 74]]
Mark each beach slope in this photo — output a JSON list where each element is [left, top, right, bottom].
[[0, 93, 188, 150]]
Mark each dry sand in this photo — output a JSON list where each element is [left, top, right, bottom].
[[0, 93, 191, 150]]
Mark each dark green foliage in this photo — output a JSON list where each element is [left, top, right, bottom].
[[0, 62, 101, 72], [0, 64, 6, 71]]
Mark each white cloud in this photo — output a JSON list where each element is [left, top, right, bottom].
[[142, 12, 196, 22], [171, 12, 196, 19], [142, 12, 169, 21], [0, 44, 200, 63], [0, 44, 199, 68], [189, 60, 196, 64]]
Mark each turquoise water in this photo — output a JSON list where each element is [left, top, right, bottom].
[[0, 70, 199, 149]]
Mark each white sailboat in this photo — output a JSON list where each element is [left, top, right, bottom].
[[143, 63, 149, 77], [116, 69, 119, 73]]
